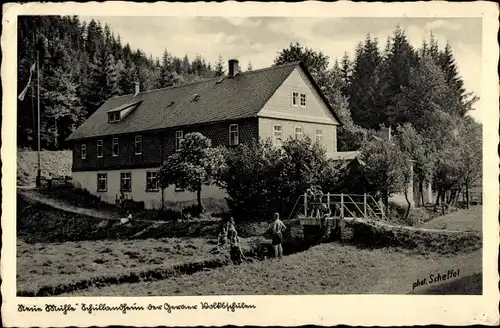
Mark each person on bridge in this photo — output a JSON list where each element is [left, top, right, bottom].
[[270, 212, 287, 260]]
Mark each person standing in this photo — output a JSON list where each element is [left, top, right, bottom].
[[270, 212, 287, 259]]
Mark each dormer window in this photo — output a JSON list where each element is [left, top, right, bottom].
[[107, 101, 141, 123], [108, 112, 120, 123]]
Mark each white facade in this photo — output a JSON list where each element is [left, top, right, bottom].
[[257, 66, 340, 156], [73, 168, 227, 210]]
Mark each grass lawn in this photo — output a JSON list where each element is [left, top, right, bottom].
[[17, 237, 265, 296], [61, 244, 482, 296], [420, 206, 482, 232]]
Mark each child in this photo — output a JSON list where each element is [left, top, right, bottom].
[[271, 212, 287, 259], [229, 231, 243, 264], [217, 226, 228, 249]]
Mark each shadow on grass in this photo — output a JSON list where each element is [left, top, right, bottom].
[[408, 272, 482, 295]]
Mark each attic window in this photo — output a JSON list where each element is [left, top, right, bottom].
[[107, 101, 141, 123], [108, 112, 120, 123]]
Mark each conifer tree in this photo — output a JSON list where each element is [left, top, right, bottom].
[[214, 55, 225, 77]]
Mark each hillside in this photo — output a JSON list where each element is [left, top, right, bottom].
[[17, 150, 72, 186], [420, 206, 482, 232]]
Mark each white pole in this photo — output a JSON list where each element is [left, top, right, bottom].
[[363, 193, 367, 218], [340, 193, 344, 218], [304, 193, 307, 217], [36, 50, 41, 188]]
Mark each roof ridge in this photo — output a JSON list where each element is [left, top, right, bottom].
[[110, 76, 220, 100], [109, 61, 301, 99], [238, 61, 300, 76]]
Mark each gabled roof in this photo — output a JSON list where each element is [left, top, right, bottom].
[[66, 61, 342, 141]]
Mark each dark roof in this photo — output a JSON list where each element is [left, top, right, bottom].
[[67, 62, 342, 141]]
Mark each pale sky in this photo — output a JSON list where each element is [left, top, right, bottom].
[[80, 16, 483, 122]]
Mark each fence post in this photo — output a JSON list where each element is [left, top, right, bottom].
[[327, 193, 330, 209], [363, 193, 367, 218], [304, 193, 308, 217], [340, 193, 344, 219]]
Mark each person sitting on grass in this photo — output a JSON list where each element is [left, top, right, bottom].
[[217, 226, 228, 249], [270, 212, 287, 260], [229, 231, 243, 265]]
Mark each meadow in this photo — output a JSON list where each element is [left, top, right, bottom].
[[17, 188, 483, 297]]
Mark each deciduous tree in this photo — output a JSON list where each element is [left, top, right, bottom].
[[159, 133, 226, 214]]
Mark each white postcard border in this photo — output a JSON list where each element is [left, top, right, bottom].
[[2, 1, 499, 327]]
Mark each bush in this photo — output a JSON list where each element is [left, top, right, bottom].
[[218, 137, 340, 221]]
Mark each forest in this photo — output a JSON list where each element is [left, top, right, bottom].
[[17, 15, 481, 212], [17, 16, 230, 149]]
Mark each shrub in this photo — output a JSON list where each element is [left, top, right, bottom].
[[218, 137, 340, 221]]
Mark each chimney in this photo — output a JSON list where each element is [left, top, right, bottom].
[[134, 82, 140, 96], [228, 59, 239, 78], [381, 126, 392, 142]]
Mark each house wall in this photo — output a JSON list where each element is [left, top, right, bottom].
[[73, 168, 227, 210], [72, 118, 259, 172], [258, 117, 337, 154], [258, 66, 340, 126], [256, 66, 339, 154]]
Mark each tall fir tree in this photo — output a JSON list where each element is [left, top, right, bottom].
[[214, 54, 225, 77], [347, 35, 387, 129]]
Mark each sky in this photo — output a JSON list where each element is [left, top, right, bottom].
[[80, 16, 483, 122]]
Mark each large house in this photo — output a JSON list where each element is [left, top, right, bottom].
[[66, 60, 346, 209]]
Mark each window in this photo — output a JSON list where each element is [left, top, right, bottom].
[[316, 129, 323, 144], [108, 112, 120, 123], [135, 135, 142, 155], [146, 171, 158, 192], [273, 125, 283, 146], [229, 124, 239, 146], [112, 138, 119, 157], [175, 130, 183, 151], [294, 126, 303, 139], [292, 92, 299, 106], [97, 140, 103, 158], [300, 93, 306, 107], [120, 172, 132, 192], [81, 144, 86, 159], [175, 185, 185, 192], [97, 173, 107, 192]]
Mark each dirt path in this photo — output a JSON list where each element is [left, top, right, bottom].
[[343, 216, 470, 234], [18, 189, 167, 225]]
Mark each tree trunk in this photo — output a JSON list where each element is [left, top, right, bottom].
[[383, 190, 389, 212], [465, 184, 469, 209], [419, 179, 424, 207], [197, 185, 203, 215], [404, 189, 411, 221], [435, 189, 442, 206]]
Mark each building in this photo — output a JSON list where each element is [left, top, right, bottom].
[[66, 60, 345, 209], [340, 127, 434, 208]]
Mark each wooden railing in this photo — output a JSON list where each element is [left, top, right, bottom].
[[289, 193, 387, 221]]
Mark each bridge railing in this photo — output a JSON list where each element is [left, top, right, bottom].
[[288, 193, 387, 221]]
